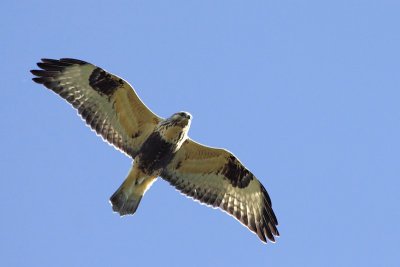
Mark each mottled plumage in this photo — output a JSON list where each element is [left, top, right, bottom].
[[31, 58, 279, 243]]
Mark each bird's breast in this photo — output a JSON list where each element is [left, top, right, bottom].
[[136, 131, 178, 174]]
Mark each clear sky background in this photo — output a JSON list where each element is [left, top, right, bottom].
[[1, 1, 399, 266]]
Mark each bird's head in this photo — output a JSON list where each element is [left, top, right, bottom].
[[156, 111, 192, 145], [158, 111, 192, 129], [168, 111, 192, 128]]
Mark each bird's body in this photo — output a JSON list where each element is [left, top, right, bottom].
[[31, 58, 279, 243], [111, 112, 191, 215]]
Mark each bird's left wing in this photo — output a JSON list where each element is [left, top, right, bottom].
[[31, 58, 162, 158], [161, 139, 279, 243]]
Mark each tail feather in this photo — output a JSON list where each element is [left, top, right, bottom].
[[110, 186, 143, 216]]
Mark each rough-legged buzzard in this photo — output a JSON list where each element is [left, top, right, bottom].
[[31, 58, 279, 243]]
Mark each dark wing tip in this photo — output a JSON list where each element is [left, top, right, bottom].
[[30, 69, 58, 77], [265, 223, 277, 241], [31, 69, 56, 87], [32, 77, 44, 84], [30, 69, 41, 75], [239, 182, 279, 243], [31, 58, 89, 85], [60, 58, 88, 65], [261, 184, 278, 225], [255, 217, 278, 244], [260, 190, 280, 243], [33, 58, 88, 71], [275, 227, 280, 237], [40, 58, 60, 64], [257, 229, 268, 243]]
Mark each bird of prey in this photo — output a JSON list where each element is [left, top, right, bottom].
[[31, 58, 279, 243]]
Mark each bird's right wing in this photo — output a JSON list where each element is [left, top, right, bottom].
[[31, 58, 162, 158]]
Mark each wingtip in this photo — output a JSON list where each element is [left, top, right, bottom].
[[30, 69, 45, 76], [32, 77, 43, 84], [60, 58, 88, 65], [36, 58, 88, 69], [40, 58, 57, 63], [258, 233, 268, 243]]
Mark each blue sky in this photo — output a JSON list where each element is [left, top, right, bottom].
[[1, 0, 399, 266]]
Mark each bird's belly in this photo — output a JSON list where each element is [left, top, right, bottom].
[[137, 132, 177, 174]]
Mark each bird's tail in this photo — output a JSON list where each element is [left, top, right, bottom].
[[110, 186, 143, 215], [110, 165, 157, 216]]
